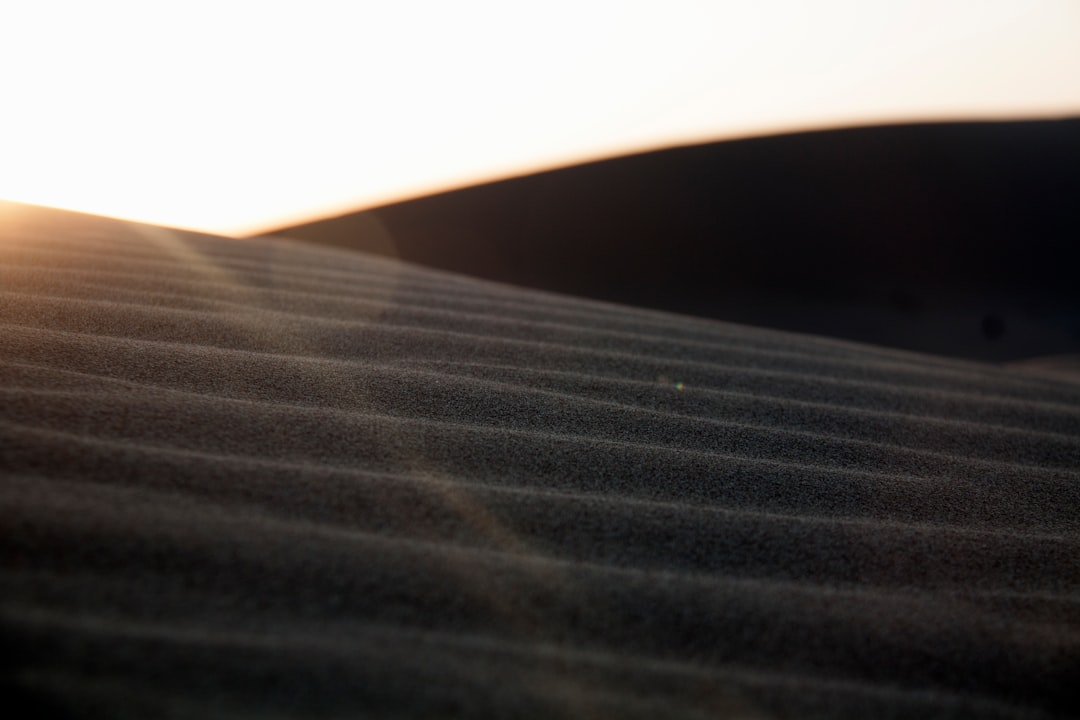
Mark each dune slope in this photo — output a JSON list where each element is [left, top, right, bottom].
[[271, 119, 1080, 362], [2, 203, 1079, 719]]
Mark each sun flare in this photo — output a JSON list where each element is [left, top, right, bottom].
[[2, 0, 1078, 236]]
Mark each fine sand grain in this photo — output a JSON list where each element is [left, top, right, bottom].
[[2, 204, 1079, 718]]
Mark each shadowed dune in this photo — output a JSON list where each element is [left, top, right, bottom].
[[271, 119, 1080, 362], [2, 202, 1080, 718]]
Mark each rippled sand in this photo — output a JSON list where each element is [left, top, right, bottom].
[[2, 203, 1078, 718]]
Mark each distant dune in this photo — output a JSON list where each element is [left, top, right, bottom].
[[2, 202, 1078, 718], [271, 119, 1080, 362]]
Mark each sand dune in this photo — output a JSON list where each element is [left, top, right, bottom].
[[272, 120, 1080, 363], [2, 202, 1079, 718]]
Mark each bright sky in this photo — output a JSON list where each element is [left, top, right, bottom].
[[1, 0, 1078, 237]]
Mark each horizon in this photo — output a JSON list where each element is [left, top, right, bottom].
[[2, 0, 1079, 237]]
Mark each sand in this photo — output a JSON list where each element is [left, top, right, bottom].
[[272, 119, 1080, 364], [2, 202, 1079, 718]]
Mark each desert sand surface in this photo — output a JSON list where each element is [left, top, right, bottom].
[[2, 201, 1079, 718]]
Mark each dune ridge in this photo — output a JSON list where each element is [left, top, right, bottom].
[[271, 120, 1080, 363], [2, 204, 1079, 718]]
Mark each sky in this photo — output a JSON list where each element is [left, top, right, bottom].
[[1, 0, 1078, 237]]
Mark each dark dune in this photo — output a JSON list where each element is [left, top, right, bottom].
[[2, 202, 1079, 718], [270, 119, 1080, 362]]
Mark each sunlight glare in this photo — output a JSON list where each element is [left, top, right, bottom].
[[1, 0, 1078, 236]]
